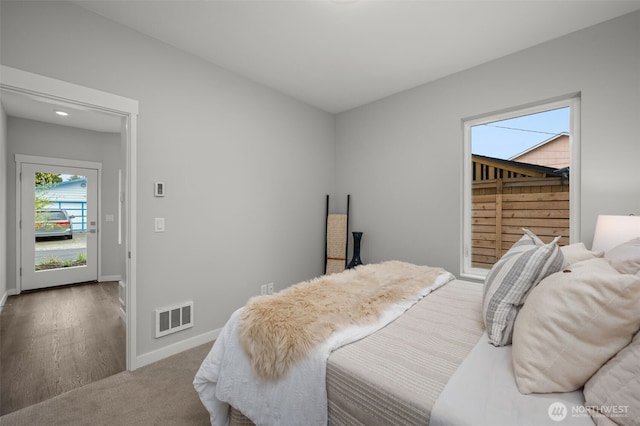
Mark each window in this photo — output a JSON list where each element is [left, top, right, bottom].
[[461, 96, 580, 280]]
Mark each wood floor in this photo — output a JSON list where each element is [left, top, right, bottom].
[[0, 281, 125, 415]]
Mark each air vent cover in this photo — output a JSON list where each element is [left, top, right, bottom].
[[155, 301, 194, 338]]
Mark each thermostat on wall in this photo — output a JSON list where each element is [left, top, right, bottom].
[[154, 182, 165, 197]]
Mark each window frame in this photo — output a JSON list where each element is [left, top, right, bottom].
[[461, 96, 581, 280]]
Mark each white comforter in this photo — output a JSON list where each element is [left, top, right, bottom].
[[193, 271, 454, 426]]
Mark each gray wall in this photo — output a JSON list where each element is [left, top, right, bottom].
[[3, 1, 638, 359], [335, 11, 640, 276], [0, 104, 7, 301], [6, 117, 124, 281], [0, 1, 336, 356]]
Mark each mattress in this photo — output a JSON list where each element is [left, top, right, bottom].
[[229, 279, 484, 426]]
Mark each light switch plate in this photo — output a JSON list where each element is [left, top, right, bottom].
[[155, 217, 165, 232], [154, 182, 165, 197]]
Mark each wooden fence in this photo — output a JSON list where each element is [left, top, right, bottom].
[[472, 176, 569, 269]]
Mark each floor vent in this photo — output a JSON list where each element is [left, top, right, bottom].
[[155, 301, 194, 338]]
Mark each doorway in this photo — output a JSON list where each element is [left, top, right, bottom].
[[20, 159, 100, 290], [1, 65, 139, 372]]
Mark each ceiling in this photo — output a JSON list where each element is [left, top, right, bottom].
[[0, 89, 122, 133], [2, 0, 640, 132], [75, 0, 640, 113]]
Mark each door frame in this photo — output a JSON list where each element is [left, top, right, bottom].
[[1, 65, 139, 370], [17, 156, 101, 289]]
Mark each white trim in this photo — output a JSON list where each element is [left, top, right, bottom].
[[127, 113, 138, 370], [568, 97, 581, 245], [135, 329, 220, 369], [0, 289, 19, 315], [2, 65, 139, 371], [461, 94, 581, 280], [117, 169, 122, 246], [14, 162, 20, 293], [100, 274, 122, 282], [14, 154, 102, 170], [118, 280, 126, 322], [0, 66, 138, 116]]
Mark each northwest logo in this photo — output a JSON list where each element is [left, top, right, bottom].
[[548, 402, 568, 422]]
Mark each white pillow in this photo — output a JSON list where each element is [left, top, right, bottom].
[[584, 332, 640, 426], [512, 258, 640, 394], [606, 237, 640, 276], [561, 242, 604, 266]]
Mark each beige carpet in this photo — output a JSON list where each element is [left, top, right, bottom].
[[0, 342, 214, 425]]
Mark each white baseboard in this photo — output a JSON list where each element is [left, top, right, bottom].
[[0, 289, 19, 314], [119, 306, 126, 323], [100, 274, 122, 282], [134, 328, 221, 369], [0, 292, 8, 313]]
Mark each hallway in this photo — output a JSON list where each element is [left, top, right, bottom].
[[0, 281, 125, 414]]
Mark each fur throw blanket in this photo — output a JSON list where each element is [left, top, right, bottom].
[[238, 261, 446, 380]]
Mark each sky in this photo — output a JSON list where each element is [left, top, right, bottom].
[[471, 107, 569, 159]]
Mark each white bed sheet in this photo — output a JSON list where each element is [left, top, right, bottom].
[[431, 332, 595, 426]]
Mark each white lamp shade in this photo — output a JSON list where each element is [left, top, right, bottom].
[[591, 215, 640, 253]]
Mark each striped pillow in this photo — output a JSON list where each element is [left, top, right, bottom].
[[482, 229, 564, 346]]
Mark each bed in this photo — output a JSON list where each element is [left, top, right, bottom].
[[194, 232, 640, 426]]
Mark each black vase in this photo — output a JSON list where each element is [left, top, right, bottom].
[[347, 232, 364, 269]]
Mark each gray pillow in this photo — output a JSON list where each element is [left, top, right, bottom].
[[482, 228, 564, 346]]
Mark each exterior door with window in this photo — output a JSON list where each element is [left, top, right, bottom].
[[20, 161, 99, 291]]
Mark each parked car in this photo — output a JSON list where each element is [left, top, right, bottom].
[[35, 209, 74, 239]]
